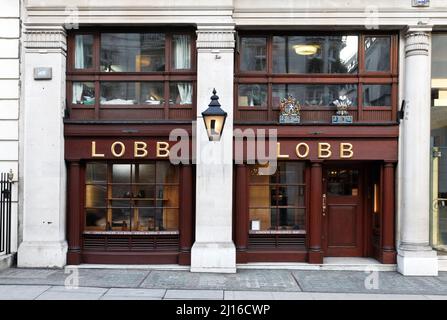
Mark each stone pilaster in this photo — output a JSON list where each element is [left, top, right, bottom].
[[398, 26, 438, 276], [190, 25, 236, 273], [17, 26, 68, 267]]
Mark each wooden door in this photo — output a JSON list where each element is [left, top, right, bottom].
[[323, 167, 364, 257]]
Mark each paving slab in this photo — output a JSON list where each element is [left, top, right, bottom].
[[310, 292, 428, 300], [293, 270, 447, 295], [164, 289, 223, 300], [36, 286, 108, 300], [224, 291, 275, 300], [0, 285, 50, 300], [141, 270, 300, 291], [0, 268, 150, 288], [101, 288, 165, 300]]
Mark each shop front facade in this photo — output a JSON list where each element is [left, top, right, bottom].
[[15, 0, 447, 275]]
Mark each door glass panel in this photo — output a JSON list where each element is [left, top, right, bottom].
[[327, 169, 359, 196]]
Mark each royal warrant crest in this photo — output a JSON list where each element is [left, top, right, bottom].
[[279, 95, 301, 124]]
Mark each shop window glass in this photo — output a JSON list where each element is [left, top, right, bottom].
[[72, 82, 95, 105], [272, 35, 358, 74], [101, 33, 165, 72], [272, 84, 357, 107], [431, 34, 447, 250], [100, 82, 164, 105], [74, 34, 94, 69], [240, 37, 267, 72], [365, 37, 391, 72], [85, 162, 179, 232], [169, 82, 193, 105], [249, 162, 306, 232], [238, 84, 268, 107], [363, 84, 392, 106], [172, 34, 191, 70]]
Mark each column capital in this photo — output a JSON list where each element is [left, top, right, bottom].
[[196, 25, 235, 50], [24, 26, 67, 54], [404, 25, 432, 57]]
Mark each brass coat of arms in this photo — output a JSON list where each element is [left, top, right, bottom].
[[279, 95, 301, 124]]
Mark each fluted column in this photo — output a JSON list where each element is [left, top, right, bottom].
[[398, 26, 438, 276], [190, 25, 236, 273]]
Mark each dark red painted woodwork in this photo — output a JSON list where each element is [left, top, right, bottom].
[[323, 166, 364, 257], [308, 162, 323, 263], [381, 162, 396, 264]]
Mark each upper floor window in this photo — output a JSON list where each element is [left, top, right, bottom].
[[236, 32, 397, 124], [67, 29, 196, 121]]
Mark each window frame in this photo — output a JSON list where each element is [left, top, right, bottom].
[[248, 162, 308, 235], [66, 28, 197, 120], [235, 31, 399, 123], [84, 161, 180, 234]]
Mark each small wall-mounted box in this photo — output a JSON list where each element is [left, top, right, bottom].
[[412, 0, 430, 7], [34, 67, 52, 80]]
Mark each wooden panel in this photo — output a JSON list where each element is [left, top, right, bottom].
[[82, 234, 179, 252], [238, 110, 269, 122], [248, 235, 306, 250], [243, 250, 307, 263], [169, 108, 193, 120], [327, 205, 357, 247], [99, 108, 165, 120], [69, 108, 96, 120], [82, 251, 179, 264], [362, 110, 393, 121]]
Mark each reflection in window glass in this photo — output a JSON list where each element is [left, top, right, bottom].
[[327, 169, 359, 196], [86, 163, 107, 183], [363, 84, 391, 106], [75, 35, 94, 69], [238, 84, 268, 107], [240, 37, 267, 71], [172, 34, 191, 70], [272, 35, 358, 74], [249, 162, 306, 232], [72, 82, 95, 105], [365, 37, 391, 72], [100, 82, 164, 105], [169, 82, 193, 105], [86, 209, 107, 230], [431, 34, 447, 249], [85, 162, 179, 232], [101, 33, 165, 72], [432, 34, 447, 108], [272, 84, 357, 107]]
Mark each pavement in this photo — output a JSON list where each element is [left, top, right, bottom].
[[0, 267, 446, 300]]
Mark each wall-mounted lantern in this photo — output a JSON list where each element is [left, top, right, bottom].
[[201, 89, 227, 141]]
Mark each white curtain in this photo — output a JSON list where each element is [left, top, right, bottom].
[[75, 35, 85, 69], [72, 83, 84, 104], [173, 35, 191, 69], [177, 83, 192, 105]]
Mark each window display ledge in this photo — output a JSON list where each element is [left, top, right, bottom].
[[249, 230, 306, 235], [83, 230, 179, 236]]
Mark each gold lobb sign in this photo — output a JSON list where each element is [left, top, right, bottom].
[[90, 141, 353, 159], [91, 141, 170, 158]]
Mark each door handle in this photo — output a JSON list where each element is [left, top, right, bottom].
[[322, 194, 327, 216]]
